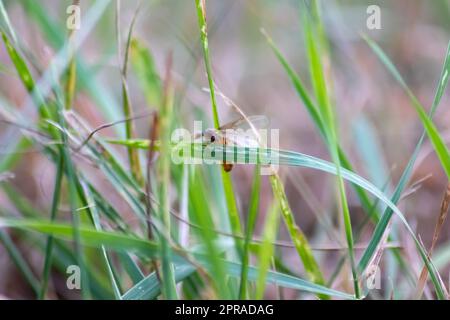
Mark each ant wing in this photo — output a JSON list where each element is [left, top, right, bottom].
[[213, 129, 260, 148], [219, 115, 269, 131]]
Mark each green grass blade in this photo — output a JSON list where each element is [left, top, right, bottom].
[[0, 218, 354, 300], [59, 120, 90, 299], [358, 35, 450, 299], [21, 0, 122, 124], [118, 3, 144, 186], [188, 168, 231, 299], [195, 0, 220, 129], [239, 165, 261, 299], [194, 0, 243, 272], [262, 29, 377, 219], [300, 0, 358, 297], [0, 230, 40, 295], [78, 180, 123, 299], [64, 0, 77, 111], [1, 31, 51, 120], [122, 265, 194, 300], [157, 74, 178, 300], [0, 0, 17, 43], [130, 38, 162, 108], [362, 36, 450, 177], [269, 175, 327, 293], [255, 200, 280, 299], [123, 258, 354, 300], [39, 153, 64, 299]]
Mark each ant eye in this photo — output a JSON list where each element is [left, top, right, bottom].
[[210, 135, 216, 143]]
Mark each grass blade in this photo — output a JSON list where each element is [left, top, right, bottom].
[[416, 183, 450, 298], [358, 35, 450, 299], [130, 38, 162, 108], [194, 0, 243, 276], [39, 153, 64, 299], [261, 29, 377, 220], [299, 1, 359, 297], [239, 165, 261, 299], [0, 218, 354, 300], [117, 1, 144, 186], [0, 230, 40, 295], [255, 199, 280, 299]]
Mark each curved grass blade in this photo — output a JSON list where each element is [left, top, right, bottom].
[[122, 258, 354, 300], [188, 168, 231, 299], [261, 29, 377, 219], [269, 174, 327, 295], [108, 138, 445, 297], [195, 144, 444, 297], [299, 1, 358, 297], [358, 36, 450, 299], [78, 180, 123, 299], [0, 218, 353, 300]]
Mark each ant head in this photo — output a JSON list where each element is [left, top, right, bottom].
[[202, 128, 219, 144]]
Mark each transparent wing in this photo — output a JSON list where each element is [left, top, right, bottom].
[[196, 115, 269, 146], [219, 115, 269, 131]]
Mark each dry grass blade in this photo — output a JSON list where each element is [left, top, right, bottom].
[[117, 0, 144, 185], [400, 174, 433, 200], [144, 112, 161, 285], [416, 183, 450, 298], [74, 112, 154, 151], [361, 219, 392, 296], [64, 0, 80, 110]]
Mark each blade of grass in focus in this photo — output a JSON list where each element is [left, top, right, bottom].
[[194, 0, 244, 288], [109, 139, 423, 228], [268, 174, 327, 295], [194, 0, 327, 296], [118, 140, 445, 298], [299, 0, 359, 297], [262, 26, 415, 288]]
